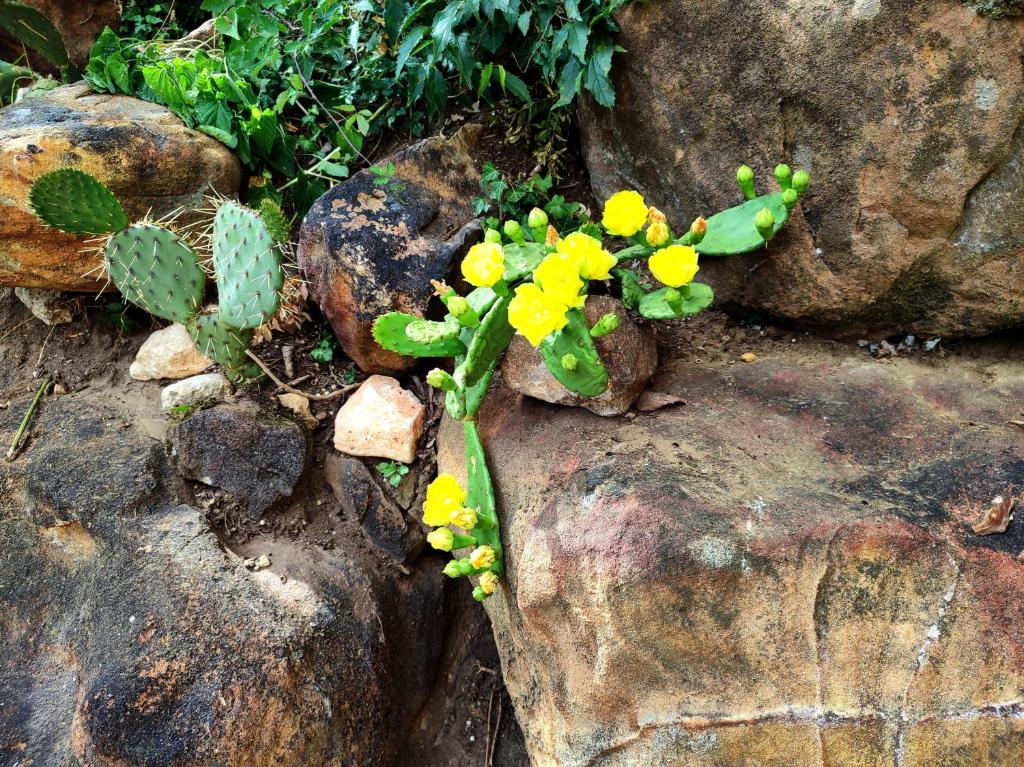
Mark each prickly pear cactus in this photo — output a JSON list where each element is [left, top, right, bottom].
[[29, 168, 129, 235], [104, 226, 206, 324], [212, 202, 284, 329], [538, 308, 609, 397], [455, 295, 515, 389], [373, 312, 468, 357], [186, 310, 257, 379], [695, 193, 791, 256], [638, 283, 715, 320]]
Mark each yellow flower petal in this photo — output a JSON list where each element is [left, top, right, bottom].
[[469, 545, 496, 570], [479, 571, 499, 594], [423, 473, 466, 527], [533, 252, 585, 308], [556, 232, 616, 281], [461, 241, 505, 287], [508, 283, 570, 347], [602, 190, 648, 237], [648, 244, 699, 288]]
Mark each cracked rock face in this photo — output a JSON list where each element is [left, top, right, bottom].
[[580, 0, 1024, 338], [438, 336, 1024, 766]]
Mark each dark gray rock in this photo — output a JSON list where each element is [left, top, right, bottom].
[[298, 128, 482, 373], [168, 401, 309, 519]]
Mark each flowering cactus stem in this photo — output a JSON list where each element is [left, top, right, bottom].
[[539, 309, 609, 397], [455, 294, 514, 389], [464, 420, 502, 575]]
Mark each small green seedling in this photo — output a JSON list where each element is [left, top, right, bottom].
[[377, 461, 409, 488]]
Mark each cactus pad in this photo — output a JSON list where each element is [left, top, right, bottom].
[[212, 202, 284, 329], [465, 421, 501, 559], [501, 242, 546, 281], [186, 310, 257, 380], [539, 308, 608, 397], [405, 318, 462, 345], [638, 283, 714, 320], [455, 295, 514, 389], [695, 193, 790, 256], [0, 1, 70, 69], [29, 168, 129, 235], [105, 226, 205, 324], [373, 312, 468, 357]]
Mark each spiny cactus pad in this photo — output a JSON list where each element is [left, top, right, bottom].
[[405, 318, 462, 345], [186, 310, 257, 380], [638, 283, 714, 320], [539, 308, 608, 397], [455, 295, 515, 389], [212, 202, 284, 329], [0, 1, 70, 69], [502, 242, 546, 282], [373, 312, 468, 357], [695, 192, 790, 256], [29, 168, 129, 235], [105, 226, 205, 324]]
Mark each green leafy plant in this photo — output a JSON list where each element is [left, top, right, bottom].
[[377, 460, 409, 488], [375, 162, 813, 601], [310, 332, 338, 363], [27, 168, 284, 380], [473, 162, 588, 233]]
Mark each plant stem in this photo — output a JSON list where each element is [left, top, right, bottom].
[[244, 350, 358, 401], [6, 377, 49, 461]]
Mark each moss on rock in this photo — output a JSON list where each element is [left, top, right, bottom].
[[965, 0, 1024, 17]]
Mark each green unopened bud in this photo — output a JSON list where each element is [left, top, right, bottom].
[[445, 294, 480, 327], [736, 165, 756, 200], [754, 207, 776, 241], [447, 295, 469, 316], [427, 528, 455, 551], [561, 353, 578, 371], [774, 163, 792, 190], [503, 219, 525, 246], [442, 560, 464, 578], [484, 228, 502, 244], [426, 368, 457, 391], [472, 585, 489, 602], [782, 188, 799, 211], [792, 169, 811, 195], [589, 313, 620, 338], [527, 207, 548, 229]]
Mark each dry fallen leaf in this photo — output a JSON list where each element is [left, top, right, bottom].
[[634, 391, 685, 413], [972, 494, 1015, 536]]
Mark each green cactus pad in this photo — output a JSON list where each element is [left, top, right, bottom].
[[212, 202, 284, 329], [0, 1, 70, 69], [455, 294, 514, 389], [465, 421, 501, 558], [405, 318, 462, 345], [638, 283, 714, 320], [539, 308, 608, 397], [695, 192, 790, 256], [105, 226, 206, 324], [373, 312, 468, 357], [29, 168, 129, 235], [186, 310, 258, 380], [502, 242, 546, 281]]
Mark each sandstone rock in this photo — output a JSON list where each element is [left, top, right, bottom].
[[501, 295, 656, 416], [439, 334, 1024, 766], [298, 127, 482, 372], [580, 1, 1024, 338], [160, 373, 232, 412], [333, 375, 425, 464], [277, 392, 317, 429], [169, 401, 309, 519], [14, 286, 72, 325], [129, 323, 211, 381], [0, 1, 119, 69], [0, 83, 242, 290]]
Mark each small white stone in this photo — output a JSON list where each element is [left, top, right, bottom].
[[130, 323, 212, 381], [14, 287, 72, 325], [333, 375, 425, 463], [160, 373, 232, 411]]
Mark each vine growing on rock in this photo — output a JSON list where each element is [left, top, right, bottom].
[[374, 163, 813, 599]]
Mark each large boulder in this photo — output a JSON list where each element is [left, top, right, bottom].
[[439, 322, 1024, 766], [580, 1, 1024, 338], [298, 128, 482, 373], [0, 83, 242, 290]]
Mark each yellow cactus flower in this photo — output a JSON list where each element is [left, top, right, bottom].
[[426, 528, 455, 551], [646, 221, 669, 247], [508, 283, 570, 347], [469, 545, 496, 570], [461, 241, 505, 287], [479, 571, 499, 595], [557, 232, 616, 281], [602, 190, 649, 237], [533, 252, 585, 308], [422, 473, 466, 527], [648, 244, 700, 288], [449, 506, 479, 530]]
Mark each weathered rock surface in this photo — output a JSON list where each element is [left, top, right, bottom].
[[298, 127, 482, 372], [439, 331, 1024, 766], [169, 401, 309, 520], [580, 0, 1024, 338], [501, 295, 657, 416], [160, 372, 232, 411], [129, 323, 211, 381], [334, 375, 425, 463], [14, 286, 72, 325], [0, 83, 242, 290], [0, 0, 119, 69]]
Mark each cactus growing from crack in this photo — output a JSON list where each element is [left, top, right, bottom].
[[27, 168, 283, 381]]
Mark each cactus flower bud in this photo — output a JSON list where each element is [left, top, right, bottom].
[[468, 545, 497, 570], [527, 207, 549, 229], [589, 312, 620, 338], [561, 353, 578, 371], [447, 295, 470, 316], [792, 169, 811, 195], [484, 228, 502, 244], [442, 560, 465, 578], [545, 224, 559, 247], [690, 216, 708, 244], [449, 506, 479, 530], [472, 585, 488, 601], [754, 207, 776, 241], [782, 188, 799, 211], [426, 368, 457, 391], [427, 528, 455, 551], [736, 165, 756, 200], [503, 220, 522, 237], [774, 163, 793, 190], [645, 221, 669, 247], [647, 206, 667, 225], [479, 571, 499, 595]]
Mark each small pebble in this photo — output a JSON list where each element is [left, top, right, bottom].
[[740, 352, 758, 363]]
